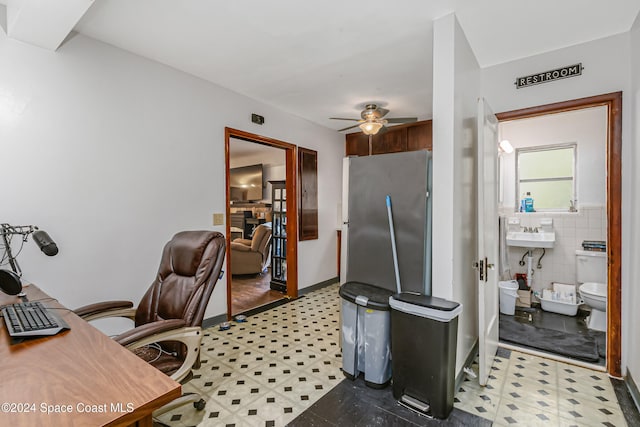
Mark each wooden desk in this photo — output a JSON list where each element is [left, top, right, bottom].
[[0, 284, 181, 426]]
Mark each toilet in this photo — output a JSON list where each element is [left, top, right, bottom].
[[576, 250, 607, 332]]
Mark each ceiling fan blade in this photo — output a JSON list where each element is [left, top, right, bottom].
[[385, 117, 418, 124], [329, 117, 360, 121], [377, 125, 389, 135], [377, 108, 390, 118], [337, 124, 362, 132]]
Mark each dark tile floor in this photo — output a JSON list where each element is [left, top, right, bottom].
[[501, 305, 606, 366], [289, 377, 491, 426], [511, 305, 591, 334]]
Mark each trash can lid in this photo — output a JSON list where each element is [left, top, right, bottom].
[[498, 280, 519, 290], [339, 282, 394, 310], [390, 293, 462, 321]]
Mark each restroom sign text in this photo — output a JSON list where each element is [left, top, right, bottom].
[[515, 63, 583, 89]]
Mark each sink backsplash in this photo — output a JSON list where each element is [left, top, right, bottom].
[[499, 205, 607, 296]]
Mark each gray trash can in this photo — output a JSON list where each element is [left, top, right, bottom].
[[339, 281, 394, 388], [390, 293, 463, 419]]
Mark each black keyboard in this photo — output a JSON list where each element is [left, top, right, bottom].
[[1, 301, 70, 338]]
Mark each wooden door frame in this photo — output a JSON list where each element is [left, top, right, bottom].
[[496, 92, 622, 377], [225, 128, 299, 319]]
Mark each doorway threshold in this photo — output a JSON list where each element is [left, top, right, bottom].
[[233, 296, 292, 318], [499, 342, 606, 373]]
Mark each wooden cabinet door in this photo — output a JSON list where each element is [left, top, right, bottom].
[[407, 121, 432, 151], [345, 132, 370, 156], [372, 127, 407, 154], [298, 147, 318, 240], [344, 120, 432, 156]]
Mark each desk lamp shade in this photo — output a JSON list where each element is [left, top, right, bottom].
[[0, 269, 22, 295]]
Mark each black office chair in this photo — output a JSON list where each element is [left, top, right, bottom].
[[75, 230, 225, 415]]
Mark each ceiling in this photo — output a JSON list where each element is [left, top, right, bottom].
[[230, 138, 285, 167], [3, 0, 639, 133]]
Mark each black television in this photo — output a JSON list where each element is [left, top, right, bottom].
[[230, 164, 264, 202]]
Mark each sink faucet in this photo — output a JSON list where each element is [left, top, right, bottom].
[[569, 199, 577, 212], [521, 226, 539, 233]]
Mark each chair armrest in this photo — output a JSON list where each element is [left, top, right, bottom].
[[114, 319, 187, 347], [233, 238, 253, 246], [74, 301, 136, 321], [231, 242, 252, 251], [116, 320, 201, 383]]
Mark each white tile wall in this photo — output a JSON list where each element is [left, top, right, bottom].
[[499, 206, 607, 299]]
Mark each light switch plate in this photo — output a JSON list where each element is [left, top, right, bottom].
[[213, 213, 224, 226]]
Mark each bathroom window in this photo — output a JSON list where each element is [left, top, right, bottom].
[[516, 143, 576, 211]]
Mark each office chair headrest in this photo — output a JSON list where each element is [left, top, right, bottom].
[[0, 269, 22, 296], [168, 231, 221, 277]]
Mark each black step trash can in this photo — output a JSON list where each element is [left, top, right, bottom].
[[339, 281, 394, 388], [390, 292, 462, 419]]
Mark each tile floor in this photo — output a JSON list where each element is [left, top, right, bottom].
[[155, 284, 343, 426], [455, 349, 629, 426], [156, 283, 637, 426]]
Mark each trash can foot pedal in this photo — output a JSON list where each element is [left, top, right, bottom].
[[399, 395, 433, 418]]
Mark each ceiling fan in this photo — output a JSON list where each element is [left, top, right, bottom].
[[330, 104, 418, 135]]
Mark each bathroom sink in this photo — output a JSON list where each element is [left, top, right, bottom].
[[506, 231, 555, 248]]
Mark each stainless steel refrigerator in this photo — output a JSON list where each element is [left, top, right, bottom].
[[341, 150, 432, 294]]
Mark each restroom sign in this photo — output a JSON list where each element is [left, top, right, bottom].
[[515, 63, 583, 89]]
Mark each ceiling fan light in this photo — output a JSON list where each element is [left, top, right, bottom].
[[359, 121, 383, 135]]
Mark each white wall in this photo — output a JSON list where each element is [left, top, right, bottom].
[[482, 33, 630, 116], [499, 106, 607, 209], [628, 13, 640, 387], [483, 33, 633, 374], [0, 31, 344, 322], [432, 13, 480, 375]]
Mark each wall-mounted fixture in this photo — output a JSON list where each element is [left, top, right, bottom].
[[499, 139, 514, 154], [251, 113, 264, 125]]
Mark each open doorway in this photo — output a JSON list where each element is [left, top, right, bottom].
[[225, 128, 299, 318], [495, 92, 622, 377], [228, 138, 285, 315]]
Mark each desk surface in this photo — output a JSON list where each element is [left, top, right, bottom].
[[0, 284, 181, 427]]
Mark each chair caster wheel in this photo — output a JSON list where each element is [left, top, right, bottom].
[[193, 399, 206, 411]]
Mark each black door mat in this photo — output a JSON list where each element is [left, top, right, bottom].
[[499, 314, 599, 362]]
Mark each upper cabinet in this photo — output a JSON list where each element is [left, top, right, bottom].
[[345, 119, 432, 156]]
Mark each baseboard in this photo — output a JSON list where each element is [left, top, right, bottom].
[[628, 370, 640, 413], [202, 313, 228, 330], [202, 276, 339, 328], [234, 298, 290, 318], [299, 276, 339, 296]]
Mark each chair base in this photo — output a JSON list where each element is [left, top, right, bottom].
[[152, 392, 206, 418]]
